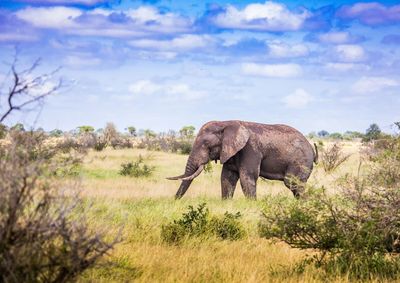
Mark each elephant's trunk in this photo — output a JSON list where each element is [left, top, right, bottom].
[[168, 154, 205, 199]]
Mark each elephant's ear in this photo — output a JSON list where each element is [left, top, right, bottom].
[[220, 123, 250, 164]]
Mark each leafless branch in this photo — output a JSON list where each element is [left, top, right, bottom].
[[0, 56, 62, 123]]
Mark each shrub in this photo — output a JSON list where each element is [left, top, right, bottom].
[[119, 155, 154, 177], [320, 143, 350, 172], [110, 137, 133, 149], [161, 203, 245, 244], [178, 140, 192, 154], [0, 130, 120, 283], [94, 135, 107, 151], [209, 212, 244, 240], [259, 169, 400, 279]]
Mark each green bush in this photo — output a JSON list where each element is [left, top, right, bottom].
[[119, 155, 154, 177], [258, 182, 400, 279], [161, 203, 245, 244], [178, 140, 192, 155], [209, 212, 244, 240]]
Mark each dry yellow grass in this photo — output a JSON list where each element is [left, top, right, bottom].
[[78, 141, 376, 282]]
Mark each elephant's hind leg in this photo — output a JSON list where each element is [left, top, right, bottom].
[[221, 165, 239, 199]]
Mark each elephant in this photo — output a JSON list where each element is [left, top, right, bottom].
[[167, 120, 318, 199]]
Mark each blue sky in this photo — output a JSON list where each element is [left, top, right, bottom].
[[0, 0, 399, 134]]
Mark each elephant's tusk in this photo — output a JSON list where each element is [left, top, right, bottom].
[[166, 165, 205, 181], [166, 174, 186, 180], [180, 165, 204, 181]]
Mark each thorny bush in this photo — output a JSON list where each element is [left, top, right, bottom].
[[0, 130, 121, 283]]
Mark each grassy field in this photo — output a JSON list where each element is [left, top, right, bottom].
[[78, 142, 369, 282]]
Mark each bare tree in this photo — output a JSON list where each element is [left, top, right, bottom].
[[0, 54, 122, 282], [0, 55, 62, 123]]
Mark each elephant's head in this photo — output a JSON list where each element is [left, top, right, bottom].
[[167, 121, 250, 199]]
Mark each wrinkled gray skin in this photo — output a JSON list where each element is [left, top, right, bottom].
[[167, 120, 318, 199]]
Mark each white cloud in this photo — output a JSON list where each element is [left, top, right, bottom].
[[282, 88, 313, 108], [15, 6, 192, 37], [129, 80, 161, 95], [16, 6, 82, 28], [335, 44, 366, 62], [21, 0, 106, 4], [64, 55, 102, 68], [268, 41, 309, 58], [318, 31, 359, 44], [0, 33, 38, 42], [242, 63, 302, 78], [165, 83, 206, 100], [352, 77, 399, 93], [325, 62, 370, 72], [128, 80, 206, 100], [129, 34, 214, 51], [211, 1, 311, 31]]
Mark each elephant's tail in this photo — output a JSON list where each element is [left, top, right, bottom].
[[313, 143, 319, 164]]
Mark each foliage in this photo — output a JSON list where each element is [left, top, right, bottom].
[[0, 130, 120, 283], [126, 126, 137, 137], [143, 129, 156, 139], [49, 128, 63, 137], [203, 161, 214, 174], [178, 140, 192, 154], [328, 132, 343, 140], [119, 155, 154, 177], [318, 130, 329, 137], [11, 123, 25, 131], [94, 135, 107, 151], [363, 123, 382, 142], [343, 130, 364, 140], [161, 203, 245, 244], [179, 125, 195, 139], [209, 212, 245, 240], [259, 145, 400, 279], [320, 143, 350, 172], [0, 124, 7, 139], [78, 125, 94, 134]]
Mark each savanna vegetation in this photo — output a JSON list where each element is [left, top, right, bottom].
[[1, 56, 400, 282]]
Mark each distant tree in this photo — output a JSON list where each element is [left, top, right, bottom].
[[49, 129, 63, 137], [78, 125, 94, 134], [307, 131, 317, 139], [329, 132, 343, 140], [126, 126, 137, 137], [180, 125, 195, 139], [104, 122, 119, 144], [318, 130, 329, 137], [11, 123, 25, 131], [343, 131, 364, 140], [143, 129, 156, 139], [363, 123, 382, 142]]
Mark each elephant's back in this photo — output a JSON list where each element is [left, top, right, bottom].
[[247, 123, 314, 164]]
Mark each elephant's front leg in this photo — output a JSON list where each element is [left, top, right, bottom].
[[221, 164, 239, 199], [239, 169, 258, 199], [238, 148, 261, 199]]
